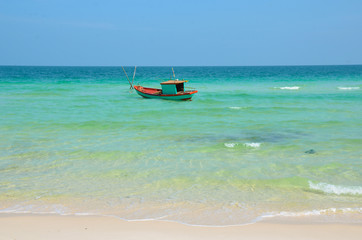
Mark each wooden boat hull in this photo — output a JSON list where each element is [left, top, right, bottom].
[[134, 85, 197, 100]]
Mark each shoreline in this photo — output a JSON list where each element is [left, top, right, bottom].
[[0, 213, 361, 240]]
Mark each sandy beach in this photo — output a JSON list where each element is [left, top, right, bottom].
[[0, 214, 361, 240]]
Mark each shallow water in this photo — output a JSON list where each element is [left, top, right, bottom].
[[0, 66, 361, 225]]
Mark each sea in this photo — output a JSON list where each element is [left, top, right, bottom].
[[0, 65, 361, 226]]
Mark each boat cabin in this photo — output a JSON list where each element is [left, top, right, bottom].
[[160, 80, 186, 94]]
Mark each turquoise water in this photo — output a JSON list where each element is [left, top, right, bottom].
[[0, 66, 361, 225]]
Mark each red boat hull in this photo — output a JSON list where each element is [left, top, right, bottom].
[[134, 85, 197, 100]]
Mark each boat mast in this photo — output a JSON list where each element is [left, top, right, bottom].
[[172, 67, 176, 80]]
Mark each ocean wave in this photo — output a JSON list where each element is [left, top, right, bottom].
[[244, 142, 261, 148], [224, 143, 238, 148], [262, 207, 362, 218], [274, 86, 300, 90], [229, 107, 241, 110], [224, 142, 261, 148], [0, 204, 69, 215], [308, 181, 362, 195], [338, 87, 360, 90]]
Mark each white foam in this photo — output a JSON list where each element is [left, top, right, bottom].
[[229, 107, 241, 110], [338, 87, 360, 90], [74, 212, 97, 216], [275, 86, 300, 90], [308, 181, 362, 195], [262, 207, 362, 218], [0, 204, 69, 215], [244, 142, 261, 148], [224, 143, 237, 148]]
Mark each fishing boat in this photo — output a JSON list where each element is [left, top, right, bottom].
[[134, 80, 198, 100], [122, 67, 198, 100]]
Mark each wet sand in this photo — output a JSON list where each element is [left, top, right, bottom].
[[0, 214, 361, 240]]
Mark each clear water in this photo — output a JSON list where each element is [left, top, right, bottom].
[[0, 66, 361, 225]]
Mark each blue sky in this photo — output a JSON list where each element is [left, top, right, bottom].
[[1, 0, 361, 66]]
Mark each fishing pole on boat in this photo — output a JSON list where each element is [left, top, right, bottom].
[[121, 66, 133, 89], [172, 67, 176, 79], [132, 66, 137, 87]]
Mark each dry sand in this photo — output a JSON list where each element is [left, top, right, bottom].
[[0, 214, 361, 240]]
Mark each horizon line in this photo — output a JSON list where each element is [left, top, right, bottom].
[[1, 63, 362, 68]]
